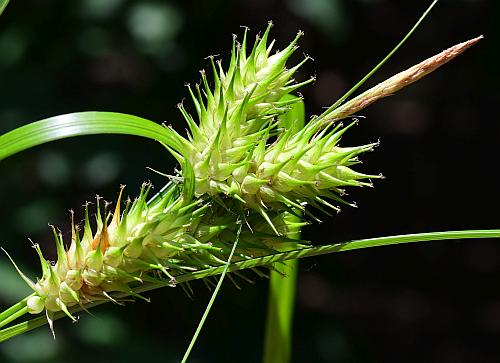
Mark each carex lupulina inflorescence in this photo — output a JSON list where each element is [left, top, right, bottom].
[[7, 23, 480, 325]]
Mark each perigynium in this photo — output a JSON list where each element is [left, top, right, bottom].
[[1, 23, 481, 337]]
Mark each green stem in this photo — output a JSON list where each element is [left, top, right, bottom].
[[262, 250, 298, 363], [0, 295, 31, 324], [1, 229, 499, 342], [0, 306, 28, 329], [262, 96, 304, 363], [0, 315, 48, 342], [180, 221, 242, 363]]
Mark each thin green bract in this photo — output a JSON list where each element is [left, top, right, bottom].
[[1, 229, 499, 343]]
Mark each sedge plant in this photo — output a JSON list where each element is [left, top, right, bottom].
[[0, 1, 497, 362]]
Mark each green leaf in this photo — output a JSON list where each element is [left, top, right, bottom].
[[180, 221, 242, 363], [1, 229, 499, 342], [0, 112, 188, 161], [0, 0, 10, 17]]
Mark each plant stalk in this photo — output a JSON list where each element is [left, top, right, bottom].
[[262, 96, 304, 363], [0, 306, 28, 329], [262, 222, 300, 363], [0, 295, 31, 324]]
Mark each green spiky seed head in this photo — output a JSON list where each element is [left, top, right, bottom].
[[15, 182, 299, 320], [8, 25, 382, 322], [178, 23, 380, 221], [1, 23, 483, 339]]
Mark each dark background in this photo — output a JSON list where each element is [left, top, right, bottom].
[[0, 0, 499, 362]]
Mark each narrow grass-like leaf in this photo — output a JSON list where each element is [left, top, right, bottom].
[[0, 295, 31, 325], [0, 0, 10, 17], [180, 221, 242, 363], [0, 112, 188, 161], [2, 229, 498, 342], [0, 306, 28, 329]]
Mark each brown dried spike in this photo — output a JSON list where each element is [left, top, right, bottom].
[[322, 36, 483, 124]]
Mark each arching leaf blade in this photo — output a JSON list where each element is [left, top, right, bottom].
[[0, 112, 187, 161], [0, 0, 10, 17]]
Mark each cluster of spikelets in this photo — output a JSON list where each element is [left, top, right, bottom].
[[9, 23, 377, 322], [8, 181, 301, 324], [174, 23, 379, 229], [8, 23, 480, 323]]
